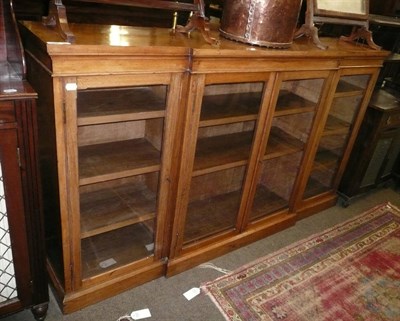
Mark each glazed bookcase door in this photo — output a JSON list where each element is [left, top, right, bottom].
[[63, 74, 180, 284], [303, 71, 374, 199], [247, 72, 331, 222], [177, 73, 271, 248], [78, 85, 163, 280]]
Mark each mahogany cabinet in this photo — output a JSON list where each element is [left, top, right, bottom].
[[0, 83, 48, 321], [393, 150, 400, 186], [0, 0, 48, 319], [19, 20, 387, 313]]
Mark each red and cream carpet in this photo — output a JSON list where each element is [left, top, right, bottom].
[[201, 203, 400, 321]]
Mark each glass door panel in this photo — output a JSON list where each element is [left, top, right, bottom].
[[184, 166, 247, 243], [250, 78, 325, 221], [183, 82, 264, 244], [304, 74, 371, 198], [304, 134, 349, 198], [0, 160, 18, 302], [77, 85, 167, 278]]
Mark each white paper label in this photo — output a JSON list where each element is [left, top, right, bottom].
[[183, 287, 201, 301], [145, 243, 154, 252], [65, 83, 77, 91], [3, 88, 17, 93], [99, 258, 117, 269], [131, 308, 151, 320]]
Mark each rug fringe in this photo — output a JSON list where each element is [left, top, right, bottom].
[[387, 201, 400, 213]]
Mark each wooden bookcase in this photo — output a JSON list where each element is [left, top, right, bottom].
[[19, 20, 388, 313]]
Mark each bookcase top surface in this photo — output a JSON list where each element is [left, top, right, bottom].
[[19, 20, 390, 60]]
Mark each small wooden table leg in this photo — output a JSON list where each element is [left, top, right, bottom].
[[340, 26, 381, 50], [294, 23, 328, 50], [176, 13, 219, 45]]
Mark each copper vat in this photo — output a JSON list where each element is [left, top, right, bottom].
[[220, 0, 303, 48]]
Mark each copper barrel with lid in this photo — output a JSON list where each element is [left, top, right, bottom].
[[219, 0, 303, 48]]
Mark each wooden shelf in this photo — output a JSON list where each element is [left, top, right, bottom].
[[77, 87, 166, 126], [312, 148, 341, 172], [323, 114, 351, 136], [264, 126, 304, 160], [82, 223, 154, 279], [199, 92, 261, 127], [334, 80, 364, 98], [80, 181, 157, 239], [304, 177, 331, 199], [79, 138, 161, 185], [184, 190, 240, 244], [193, 131, 253, 176], [319, 134, 348, 152], [184, 183, 289, 243], [250, 184, 288, 221], [275, 90, 316, 116], [305, 149, 339, 198]]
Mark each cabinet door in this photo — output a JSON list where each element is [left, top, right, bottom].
[[303, 72, 374, 199], [172, 73, 272, 251], [247, 72, 331, 222], [0, 127, 31, 313], [62, 74, 181, 284], [361, 128, 400, 187]]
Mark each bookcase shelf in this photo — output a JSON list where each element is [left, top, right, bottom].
[[77, 86, 167, 125], [322, 115, 351, 136], [80, 178, 157, 238], [193, 131, 253, 176], [79, 138, 161, 185], [82, 222, 154, 278], [335, 80, 364, 97], [250, 185, 287, 220], [199, 91, 261, 127], [275, 90, 317, 116], [264, 126, 305, 160], [313, 148, 341, 171], [184, 189, 240, 244]]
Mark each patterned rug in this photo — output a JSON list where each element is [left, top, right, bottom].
[[201, 203, 400, 321]]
